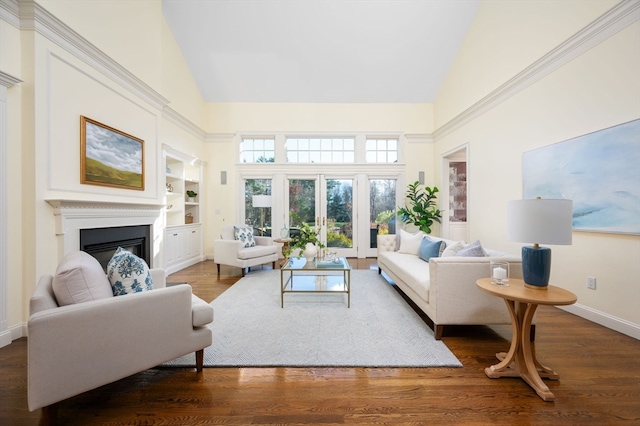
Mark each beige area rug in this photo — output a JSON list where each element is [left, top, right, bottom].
[[164, 269, 461, 367]]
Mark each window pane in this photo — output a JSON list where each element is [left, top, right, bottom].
[[254, 139, 264, 150], [300, 151, 310, 162], [388, 152, 398, 163], [366, 151, 376, 162], [344, 139, 355, 150], [377, 140, 387, 150], [344, 152, 355, 163], [377, 152, 386, 163], [265, 139, 275, 150], [299, 139, 309, 150]]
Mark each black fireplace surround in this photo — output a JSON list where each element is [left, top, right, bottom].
[[80, 225, 151, 272]]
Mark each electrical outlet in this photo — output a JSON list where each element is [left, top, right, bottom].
[[587, 276, 596, 290]]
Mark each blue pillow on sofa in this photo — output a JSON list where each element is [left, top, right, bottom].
[[418, 238, 443, 262]]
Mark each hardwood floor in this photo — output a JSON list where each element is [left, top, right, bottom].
[[2, 259, 639, 425]]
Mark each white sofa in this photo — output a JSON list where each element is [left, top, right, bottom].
[[377, 233, 528, 339], [28, 261, 213, 422]]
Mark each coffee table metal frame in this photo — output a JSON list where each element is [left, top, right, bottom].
[[280, 257, 351, 308]]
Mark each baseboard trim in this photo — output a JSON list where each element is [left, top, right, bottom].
[[558, 303, 639, 340], [0, 329, 11, 348]]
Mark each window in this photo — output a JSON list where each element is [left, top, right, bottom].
[[240, 138, 275, 163], [245, 179, 272, 236], [366, 138, 398, 163], [286, 137, 355, 163]]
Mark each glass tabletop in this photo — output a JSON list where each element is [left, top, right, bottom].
[[282, 256, 351, 271]]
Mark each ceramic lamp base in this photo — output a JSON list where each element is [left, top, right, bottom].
[[522, 245, 551, 289]]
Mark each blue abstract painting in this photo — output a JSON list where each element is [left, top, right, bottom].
[[523, 119, 640, 235]]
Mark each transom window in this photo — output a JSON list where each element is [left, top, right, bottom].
[[240, 138, 275, 163], [366, 138, 398, 163], [286, 137, 355, 163]]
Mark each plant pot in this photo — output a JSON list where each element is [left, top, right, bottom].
[[303, 243, 317, 263]]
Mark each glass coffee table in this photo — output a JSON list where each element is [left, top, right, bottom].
[[280, 257, 351, 308]]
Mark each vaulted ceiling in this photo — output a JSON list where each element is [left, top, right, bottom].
[[162, 0, 481, 103]]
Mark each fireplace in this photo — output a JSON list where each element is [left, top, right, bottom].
[[80, 225, 151, 271], [47, 199, 164, 270]]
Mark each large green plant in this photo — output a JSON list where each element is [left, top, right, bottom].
[[397, 181, 443, 234]]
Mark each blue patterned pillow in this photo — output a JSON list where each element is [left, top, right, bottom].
[[234, 226, 256, 248], [106, 247, 153, 296]]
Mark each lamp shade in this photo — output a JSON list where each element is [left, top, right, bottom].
[[507, 199, 573, 245], [252, 195, 272, 208]]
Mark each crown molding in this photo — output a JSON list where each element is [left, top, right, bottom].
[[13, 0, 169, 111], [0, 70, 22, 88], [434, 0, 640, 140], [205, 133, 236, 143], [0, 0, 19, 27], [163, 106, 206, 140], [405, 133, 434, 144]]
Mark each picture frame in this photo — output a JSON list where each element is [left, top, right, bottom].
[[80, 116, 145, 191], [523, 119, 639, 235]]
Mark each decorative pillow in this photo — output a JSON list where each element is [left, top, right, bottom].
[[455, 240, 488, 257], [234, 226, 256, 248], [441, 241, 465, 257], [52, 251, 113, 306], [398, 229, 425, 255], [425, 235, 447, 256], [107, 247, 154, 296], [418, 239, 443, 262]]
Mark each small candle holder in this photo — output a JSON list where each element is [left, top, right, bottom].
[[490, 261, 510, 286]]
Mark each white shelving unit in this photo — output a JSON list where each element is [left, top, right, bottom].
[[163, 145, 205, 274]]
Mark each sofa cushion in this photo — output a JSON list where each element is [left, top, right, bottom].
[[192, 294, 214, 327], [455, 240, 487, 257], [107, 247, 154, 296], [234, 226, 256, 248], [237, 244, 278, 260], [52, 251, 113, 306], [379, 251, 430, 303], [398, 229, 425, 255], [418, 238, 443, 262]]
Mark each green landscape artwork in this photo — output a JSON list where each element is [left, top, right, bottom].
[[81, 116, 144, 190]]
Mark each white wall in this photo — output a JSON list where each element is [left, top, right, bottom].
[[434, 0, 640, 337], [0, 0, 205, 335], [201, 102, 436, 257]]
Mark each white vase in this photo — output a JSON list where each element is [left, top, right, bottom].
[[303, 243, 317, 263]]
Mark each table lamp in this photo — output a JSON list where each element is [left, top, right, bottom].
[[252, 195, 272, 236], [507, 198, 573, 289]]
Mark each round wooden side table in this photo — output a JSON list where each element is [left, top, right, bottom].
[[476, 277, 577, 401]]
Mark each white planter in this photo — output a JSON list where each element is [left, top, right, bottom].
[[303, 243, 317, 263]]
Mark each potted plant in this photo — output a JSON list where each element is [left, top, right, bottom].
[[186, 190, 197, 202], [397, 181, 443, 234], [289, 213, 326, 261]]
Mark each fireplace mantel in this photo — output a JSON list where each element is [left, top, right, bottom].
[[46, 199, 165, 268]]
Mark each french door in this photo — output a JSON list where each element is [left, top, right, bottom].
[[287, 175, 357, 258]]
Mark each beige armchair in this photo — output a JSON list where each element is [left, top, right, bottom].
[[214, 225, 278, 276], [28, 267, 213, 424]]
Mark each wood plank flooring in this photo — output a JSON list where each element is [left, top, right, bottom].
[[2, 259, 639, 425]]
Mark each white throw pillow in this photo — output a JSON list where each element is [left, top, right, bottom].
[[398, 229, 425, 255], [107, 247, 154, 296], [52, 251, 113, 306], [441, 241, 465, 257]]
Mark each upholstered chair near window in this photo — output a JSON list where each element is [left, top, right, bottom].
[[213, 225, 278, 276]]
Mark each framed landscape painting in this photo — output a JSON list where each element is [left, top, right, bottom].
[[80, 116, 145, 190], [523, 119, 640, 235]]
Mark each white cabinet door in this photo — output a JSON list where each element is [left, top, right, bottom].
[[165, 224, 202, 273]]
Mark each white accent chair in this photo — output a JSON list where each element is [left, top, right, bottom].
[[214, 225, 279, 276], [28, 267, 213, 425]]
